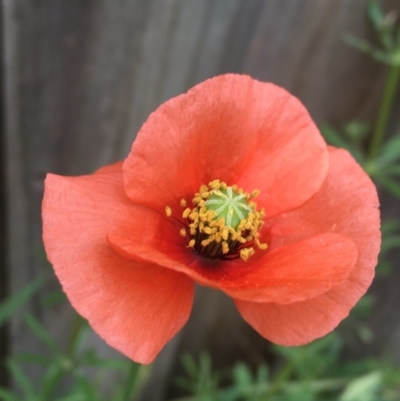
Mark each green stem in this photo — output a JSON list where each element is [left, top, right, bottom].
[[66, 314, 86, 358], [265, 361, 294, 399], [41, 314, 86, 401], [369, 63, 400, 160], [121, 362, 141, 401]]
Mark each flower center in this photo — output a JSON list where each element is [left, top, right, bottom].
[[166, 179, 267, 261]]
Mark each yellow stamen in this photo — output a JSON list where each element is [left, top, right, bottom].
[[169, 179, 266, 261], [209, 179, 221, 189], [240, 248, 255, 262], [203, 226, 217, 235], [182, 208, 191, 219]]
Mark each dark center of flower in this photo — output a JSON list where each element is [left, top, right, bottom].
[[166, 179, 267, 261]]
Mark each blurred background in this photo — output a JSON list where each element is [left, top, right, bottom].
[[1, 0, 400, 400]]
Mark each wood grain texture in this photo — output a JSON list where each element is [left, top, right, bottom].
[[3, 0, 400, 398]]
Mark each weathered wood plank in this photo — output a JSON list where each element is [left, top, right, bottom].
[[3, 0, 400, 399]]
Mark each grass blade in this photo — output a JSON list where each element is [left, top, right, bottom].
[[5, 360, 35, 398], [24, 313, 60, 354], [0, 275, 46, 327]]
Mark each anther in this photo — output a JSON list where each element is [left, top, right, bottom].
[[169, 180, 267, 262]]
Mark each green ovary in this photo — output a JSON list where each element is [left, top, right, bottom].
[[204, 187, 252, 229]]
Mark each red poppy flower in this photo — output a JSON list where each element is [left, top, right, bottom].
[[42, 74, 380, 364]]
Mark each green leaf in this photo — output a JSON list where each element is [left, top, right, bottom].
[[376, 134, 400, 168], [344, 121, 370, 144], [181, 354, 200, 380], [79, 351, 130, 371], [320, 124, 352, 149], [40, 365, 64, 400], [40, 290, 67, 307], [255, 365, 269, 385], [356, 324, 374, 344], [381, 235, 400, 253], [273, 334, 342, 380], [379, 176, 400, 197], [368, 1, 396, 50], [376, 259, 392, 277], [320, 125, 364, 162], [385, 164, 400, 176], [0, 275, 46, 327], [13, 353, 53, 365], [121, 362, 141, 401], [66, 316, 89, 358], [0, 388, 19, 401], [381, 219, 400, 234], [72, 372, 99, 401], [55, 393, 86, 401], [339, 371, 382, 401], [176, 353, 219, 397], [351, 295, 375, 318], [233, 363, 253, 389], [279, 385, 316, 401], [24, 313, 60, 354], [396, 23, 400, 46], [5, 360, 35, 398], [367, 1, 384, 30], [344, 34, 397, 65]]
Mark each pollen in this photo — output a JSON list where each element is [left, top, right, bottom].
[[182, 208, 191, 219], [167, 179, 267, 262], [240, 248, 255, 262]]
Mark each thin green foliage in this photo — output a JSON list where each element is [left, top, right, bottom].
[[24, 314, 60, 355], [373, 220, 400, 278], [0, 275, 46, 327], [0, 389, 18, 401], [339, 371, 382, 401], [174, 352, 220, 399], [5, 361, 35, 399], [344, 0, 400, 66], [173, 340, 400, 401], [320, 122, 368, 164], [0, 311, 148, 401], [328, 1, 400, 172]]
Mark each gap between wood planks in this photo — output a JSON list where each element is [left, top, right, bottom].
[[0, 0, 9, 387]]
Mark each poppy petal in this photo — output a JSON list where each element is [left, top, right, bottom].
[[222, 233, 357, 303], [109, 223, 356, 303], [123, 74, 328, 217], [235, 294, 351, 346], [267, 147, 380, 299], [42, 162, 195, 363], [234, 148, 380, 345]]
